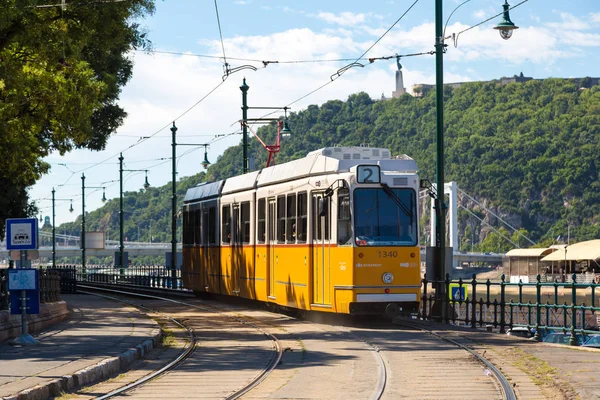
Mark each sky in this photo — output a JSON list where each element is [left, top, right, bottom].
[[31, 0, 600, 227]]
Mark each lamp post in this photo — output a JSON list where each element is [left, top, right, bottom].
[[171, 123, 177, 287], [51, 188, 73, 268], [171, 127, 215, 288], [432, 0, 519, 310], [239, 79, 292, 171], [81, 173, 106, 273], [433, 0, 447, 306], [240, 79, 249, 173], [118, 153, 150, 272]]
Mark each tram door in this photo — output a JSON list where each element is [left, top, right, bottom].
[[267, 199, 277, 297], [311, 193, 331, 305], [232, 204, 241, 294]]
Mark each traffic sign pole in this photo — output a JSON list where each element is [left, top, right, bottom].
[[5, 218, 40, 345]]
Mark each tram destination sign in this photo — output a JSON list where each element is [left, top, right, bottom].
[[356, 165, 381, 184], [5, 218, 38, 251]]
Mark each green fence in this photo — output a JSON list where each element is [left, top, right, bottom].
[[421, 273, 600, 344]]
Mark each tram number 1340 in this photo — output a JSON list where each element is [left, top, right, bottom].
[[378, 251, 398, 258]]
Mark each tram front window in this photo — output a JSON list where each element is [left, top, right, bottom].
[[354, 188, 417, 246]]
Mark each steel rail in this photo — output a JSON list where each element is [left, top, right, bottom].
[[393, 320, 516, 400], [79, 289, 197, 400], [341, 330, 387, 400], [79, 284, 283, 399]]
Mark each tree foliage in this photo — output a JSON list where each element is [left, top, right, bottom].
[[52, 78, 600, 251], [0, 0, 154, 238]]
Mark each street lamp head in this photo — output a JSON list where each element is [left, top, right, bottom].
[[494, 1, 518, 40], [101, 188, 107, 203], [143, 172, 150, 190], [69, 200, 74, 213], [280, 119, 292, 138], [201, 152, 210, 169]]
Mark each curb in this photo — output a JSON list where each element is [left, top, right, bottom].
[[2, 328, 162, 400]]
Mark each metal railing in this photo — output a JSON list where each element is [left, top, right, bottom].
[[421, 273, 600, 344], [53, 264, 182, 290], [0, 268, 63, 310]]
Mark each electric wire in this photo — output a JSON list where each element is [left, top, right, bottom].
[[448, 0, 530, 47], [334, 0, 421, 80], [52, 78, 227, 192], [213, 0, 228, 73]]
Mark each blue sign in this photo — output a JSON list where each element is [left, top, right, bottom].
[[5, 218, 38, 250], [10, 290, 40, 315], [449, 283, 468, 302], [8, 269, 39, 291]]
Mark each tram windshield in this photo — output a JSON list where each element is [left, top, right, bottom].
[[354, 188, 417, 246]]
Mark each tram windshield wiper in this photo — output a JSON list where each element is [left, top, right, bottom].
[[381, 183, 413, 220]]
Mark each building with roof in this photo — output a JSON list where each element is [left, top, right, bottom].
[[503, 240, 600, 284]]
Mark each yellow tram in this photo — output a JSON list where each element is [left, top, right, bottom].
[[182, 147, 421, 315]]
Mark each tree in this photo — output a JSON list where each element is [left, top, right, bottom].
[[0, 0, 155, 239]]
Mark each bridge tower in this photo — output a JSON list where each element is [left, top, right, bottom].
[[429, 181, 458, 261]]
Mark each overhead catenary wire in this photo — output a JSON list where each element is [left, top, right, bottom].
[[52, 78, 228, 193], [213, 0, 230, 77], [446, 0, 530, 47]]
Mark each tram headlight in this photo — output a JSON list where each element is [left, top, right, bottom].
[[382, 272, 394, 284]]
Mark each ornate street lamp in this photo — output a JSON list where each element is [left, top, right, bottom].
[[494, 1, 519, 40]]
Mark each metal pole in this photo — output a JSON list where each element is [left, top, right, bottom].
[[119, 153, 124, 272], [52, 188, 56, 268], [240, 78, 249, 174], [81, 173, 86, 274], [171, 122, 178, 288], [20, 250, 28, 336], [435, 0, 446, 298]]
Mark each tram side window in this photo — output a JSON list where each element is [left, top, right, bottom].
[[312, 195, 330, 241], [257, 198, 266, 244], [195, 209, 201, 246], [297, 192, 307, 242], [183, 208, 190, 245], [208, 206, 217, 245], [337, 189, 351, 245], [221, 205, 231, 244], [286, 194, 297, 243], [232, 205, 240, 245], [277, 195, 286, 243], [202, 210, 209, 246], [241, 201, 250, 244], [296, 192, 308, 243]]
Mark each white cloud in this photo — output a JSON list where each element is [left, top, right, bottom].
[[559, 31, 600, 47], [592, 13, 600, 23], [473, 10, 487, 19], [317, 12, 372, 27], [547, 12, 589, 31]]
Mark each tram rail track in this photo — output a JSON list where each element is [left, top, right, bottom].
[[77, 284, 518, 400], [79, 284, 283, 399], [393, 319, 517, 400]]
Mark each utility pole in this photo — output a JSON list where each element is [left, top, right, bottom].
[[240, 78, 249, 174], [171, 122, 178, 287]]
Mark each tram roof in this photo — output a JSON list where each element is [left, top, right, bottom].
[[184, 147, 419, 200], [256, 147, 417, 187], [183, 180, 224, 202]]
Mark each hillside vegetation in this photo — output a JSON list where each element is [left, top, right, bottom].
[[55, 78, 600, 255]]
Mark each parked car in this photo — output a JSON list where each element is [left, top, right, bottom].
[[543, 333, 588, 346], [581, 335, 600, 348], [506, 327, 534, 338]]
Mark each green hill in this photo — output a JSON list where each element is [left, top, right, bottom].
[[55, 77, 600, 258]]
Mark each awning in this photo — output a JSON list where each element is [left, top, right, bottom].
[[505, 248, 557, 257], [541, 239, 600, 261]]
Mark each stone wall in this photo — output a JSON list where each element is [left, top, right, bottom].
[[0, 301, 69, 342]]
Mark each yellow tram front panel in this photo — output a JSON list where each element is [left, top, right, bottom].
[[348, 246, 421, 314]]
